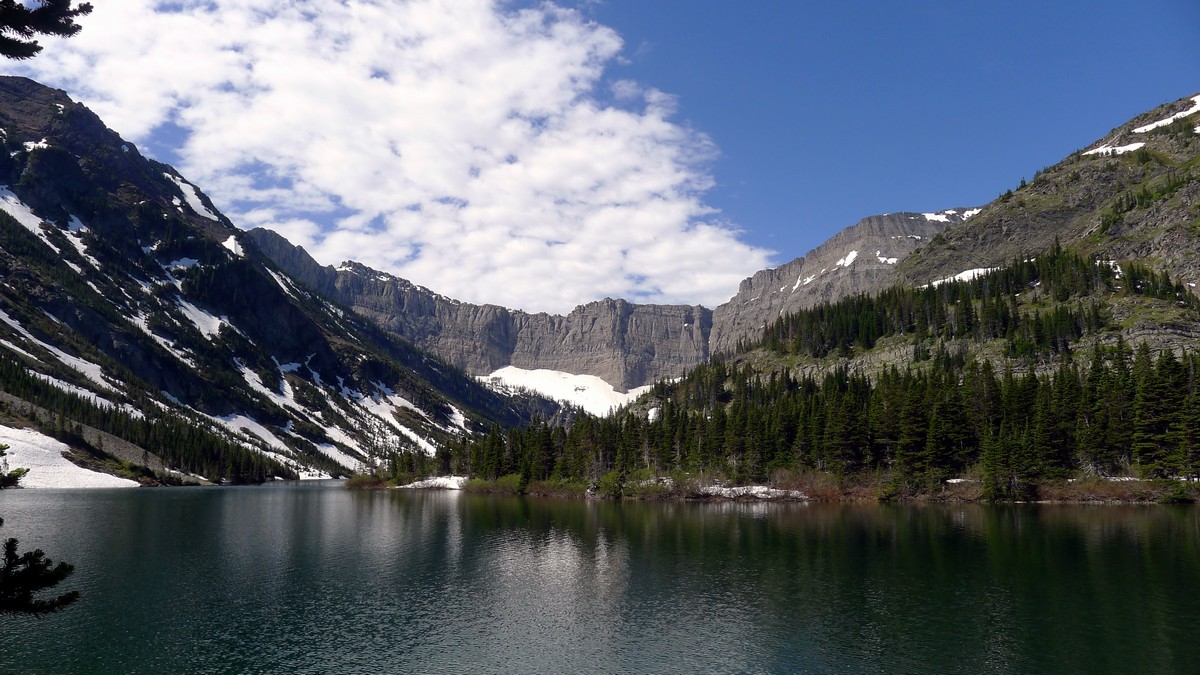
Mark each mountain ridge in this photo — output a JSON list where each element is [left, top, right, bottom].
[[250, 207, 972, 391], [0, 75, 1197, 486], [248, 89, 1200, 394], [0, 75, 565, 482]]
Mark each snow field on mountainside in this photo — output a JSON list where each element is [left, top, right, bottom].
[[163, 173, 220, 221], [177, 300, 225, 338], [927, 268, 1000, 287], [0, 186, 61, 255], [1132, 95, 1200, 134], [0, 425, 138, 488], [1083, 142, 1145, 156], [0, 307, 113, 391], [482, 366, 653, 416]]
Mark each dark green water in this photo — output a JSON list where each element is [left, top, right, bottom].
[[1, 483, 1198, 674]]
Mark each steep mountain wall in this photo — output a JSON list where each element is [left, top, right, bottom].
[[898, 93, 1200, 293], [249, 229, 711, 391], [252, 209, 961, 389], [256, 93, 1200, 393], [709, 210, 971, 353], [0, 76, 564, 480]]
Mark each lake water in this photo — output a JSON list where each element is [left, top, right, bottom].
[[2, 483, 1198, 673]]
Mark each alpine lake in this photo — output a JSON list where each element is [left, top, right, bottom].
[[2, 482, 1198, 674]]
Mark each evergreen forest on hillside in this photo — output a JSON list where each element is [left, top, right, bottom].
[[437, 248, 1200, 500], [0, 353, 293, 483]]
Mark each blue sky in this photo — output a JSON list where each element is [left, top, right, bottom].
[[13, 0, 1200, 313], [582, 0, 1200, 257]]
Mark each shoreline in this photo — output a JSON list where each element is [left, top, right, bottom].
[[351, 473, 1199, 505]]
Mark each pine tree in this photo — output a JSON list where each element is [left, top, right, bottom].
[[0, 516, 80, 615], [0, 444, 29, 488], [0, 0, 91, 60]]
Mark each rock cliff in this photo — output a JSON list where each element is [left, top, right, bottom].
[[251, 209, 960, 389], [250, 228, 712, 391], [254, 90, 1200, 393], [709, 209, 972, 353]]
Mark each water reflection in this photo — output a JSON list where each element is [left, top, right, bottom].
[[1, 487, 1198, 673]]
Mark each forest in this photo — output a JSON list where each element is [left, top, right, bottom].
[[435, 248, 1200, 500], [0, 352, 292, 483]]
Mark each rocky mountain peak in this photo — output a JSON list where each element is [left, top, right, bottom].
[[0, 76, 564, 481]]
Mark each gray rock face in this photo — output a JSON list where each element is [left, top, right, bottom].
[[250, 229, 712, 391], [710, 210, 972, 353], [250, 209, 961, 390]]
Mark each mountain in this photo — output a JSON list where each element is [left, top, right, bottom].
[[247, 228, 711, 393], [899, 93, 1200, 291], [1, 73, 1195, 488], [708, 208, 976, 353], [0, 76, 562, 483], [251, 92, 1200, 398], [250, 208, 970, 392]]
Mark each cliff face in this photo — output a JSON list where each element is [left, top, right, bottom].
[[246, 90, 1200, 395], [249, 228, 712, 391], [709, 210, 971, 353], [250, 210, 957, 389]]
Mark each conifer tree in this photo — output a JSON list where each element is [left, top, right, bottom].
[[0, 0, 91, 60], [0, 516, 80, 615]]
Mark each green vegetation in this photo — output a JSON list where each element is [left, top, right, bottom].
[[0, 0, 92, 61], [0, 353, 293, 483], [0, 515, 79, 615], [0, 443, 27, 488], [453, 249, 1200, 502]]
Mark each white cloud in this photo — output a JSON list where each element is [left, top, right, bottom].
[[15, 0, 773, 313]]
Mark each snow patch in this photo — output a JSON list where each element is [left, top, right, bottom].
[[835, 250, 858, 267], [216, 414, 289, 451], [129, 313, 197, 368], [876, 251, 898, 265], [791, 273, 814, 291], [923, 212, 951, 223], [163, 172, 220, 220], [0, 186, 59, 254], [962, 208, 982, 219], [699, 484, 806, 500], [1133, 95, 1200, 133], [0, 307, 112, 390], [1083, 142, 1145, 156], [927, 268, 999, 287], [222, 235, 243, 257], [176, 300, 224, 338], [266, 269, 301, 300], [396, 425, 438, 456], [31, 373, 137, 417], [448, 406, 468, 431], [0, 425, 138, 488], [22, 138, 50, 152], [313, 443, 364, 472], [481, 366, 652, 417], [165, 257, 199, 270], [399, 475, 468, 490]]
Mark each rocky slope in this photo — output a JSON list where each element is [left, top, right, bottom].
[[249, 228, 712, 391], [250, 208, 965, 391], [898, 93, 1200, 292], [0, 76, 562, 481], [708, 209, 975, 353], [252, 91, 1200, 395]]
